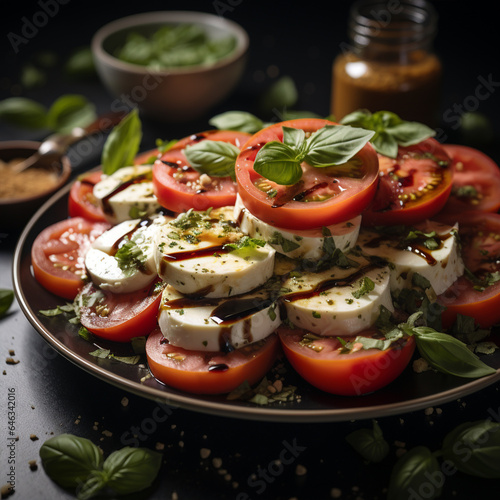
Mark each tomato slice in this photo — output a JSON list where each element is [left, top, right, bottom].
[[235, 118, 379, 230], [152, 129, 251, 213], [438, 144, 500, 214], [68, 171, 107, 223], [79, 280, 163, 342], [437, 211, 500, 329], [146, 329, 280, 395], [31, 217, 110, 300], [361, 138, 453, 226], [278, 325, 416, 396]]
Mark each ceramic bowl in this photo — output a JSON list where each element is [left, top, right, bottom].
[[0, 141, 71, 232], [91, 11, 249, 122]]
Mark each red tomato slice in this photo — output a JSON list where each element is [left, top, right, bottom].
[[152, 130, 251, 213], [437, 211, 500, 329], [31, 217, 110, 300], [278, 326, 416, 396], [68, 171, 107, 223], [79, 280, 163, 342], [235, 118, 379, 230], [438, 144, 500, 214], [362, 138, 453, 226], [146, 329, 280, 395]]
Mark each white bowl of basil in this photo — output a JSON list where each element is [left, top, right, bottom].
[[91, 11, 249, 122]]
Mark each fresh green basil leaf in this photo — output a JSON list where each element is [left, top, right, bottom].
[[412, 328, 496, 378], [21, 63, 46, 89], [340, 109, 435, 157], [209, 110, 264, 133], [258, 75, 298, 115], [352, 276, 375, 299], [345, 420, 389, 463], [184, 140, 240, 178], [76, 471, 106, 500], [46, 94, 96, 134], [101, 108, 142, 175], [103, 447, 162, 494], [0, 289, 14, 318], [0, 97, 48, 129], [387, 446, 442, 500], [371, 131, 399, 158], [282, 126, 306, 151], [65, 46, 96, 79], [39, 434, 103, 489], [114, 237, 147, 276], [340, 109, 373, 129], [387, 121, 436, 146], [441, 420, 500, 478], [304, 125, 375, 167], [253, 141, 303, 185]]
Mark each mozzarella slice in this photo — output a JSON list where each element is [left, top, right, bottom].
[[85, 218, 158, 293], [154, 207, 276, 298], [158, 284, 282, 351], [281, 254, 393, 336], [234, 194, 361, 259], [93, 165, 163, 224], [356, 220, 464, 295]]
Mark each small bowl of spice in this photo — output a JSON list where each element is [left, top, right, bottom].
[[0, 141, 71, 232]]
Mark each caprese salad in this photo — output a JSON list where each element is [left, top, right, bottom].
[[32, 110, 500, 399]]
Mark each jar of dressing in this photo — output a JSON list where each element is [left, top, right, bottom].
[[331, 0, 442, 127]]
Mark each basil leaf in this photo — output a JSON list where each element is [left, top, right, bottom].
[[340, 109, 435, 157], [103, 447, 162, 494], [412, 328, 496, 378], [101, 108, 142, 175], [0, 289, 14, 318], [77, 471, 106, 500], [345, 420, 389, 463], [258, 75, 298, 115], [441, 420, 500, 478], [65, 46, 96, 79], [253, 141, 303, 185], [46, 94, 96, 134], [209, 110, 264, 133], [184, 140, 240, 178], [304, 125, 375, 167], [282, 126, 306, 151], [371, 130, 399, 158], [388, 121, 437, 147], [39, 434, 103, 489], [0, 97, 48, 129], [387, 446, 442, 500]]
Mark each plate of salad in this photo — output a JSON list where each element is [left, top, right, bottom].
[[13, 109, 500, 422]]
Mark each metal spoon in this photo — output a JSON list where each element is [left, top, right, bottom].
[[12, 110, 126, 174]]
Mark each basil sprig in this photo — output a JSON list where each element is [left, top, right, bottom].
[[253, 124, 375, 185], [184, 140, 241, 179], [40, 433, 162, 499], [101, 108, 142, 175], [368, 309, 496, 379], [345, 420, 389, 464], [340, 109, 436, 158]]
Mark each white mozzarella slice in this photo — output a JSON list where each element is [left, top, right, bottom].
[[158, 284, 282, 351], [281, 254, 393, 336], [93, 165, 162, 224], [85, 218, 158, 293], [356, 220, 464, 296], [154, 207, 276, 298], [234, 194, 361, 259]]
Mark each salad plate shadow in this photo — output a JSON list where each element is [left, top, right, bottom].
[[12, 180, 500, 423]]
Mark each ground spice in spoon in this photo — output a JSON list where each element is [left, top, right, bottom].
[[0, 158, 60, 199]]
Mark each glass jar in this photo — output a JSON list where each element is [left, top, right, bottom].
[[331, 0, 442, 127]]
